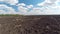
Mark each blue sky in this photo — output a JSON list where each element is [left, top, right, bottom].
[[19, 0, 44, 5], [0, 0, 60, 15], [0, 0, 45, 12], [0, 1, 18, 12]]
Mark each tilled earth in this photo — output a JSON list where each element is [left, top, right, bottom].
[[0, 15, 60, 34]]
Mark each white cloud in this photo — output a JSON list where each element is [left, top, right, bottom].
[[0, 4, 17, 14], [17, 3, 26, 6], [17, 0, 60, 15], [0, 0, 18, 5], [27, 6, 60, 15], [17, 5, 29, 15], [37, 0, 57, 6], [0, 0, 60, 15], [8, 0, 18, 5], [27, 8, 43, 15], [27, 5, 33, 8]]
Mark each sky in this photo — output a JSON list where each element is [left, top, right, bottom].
[[19, 0, 44, 5], [0, 0, 60, 15]]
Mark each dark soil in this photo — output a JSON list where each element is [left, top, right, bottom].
[[0, 15, 60, 34]]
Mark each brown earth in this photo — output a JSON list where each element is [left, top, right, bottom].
[[0, 15, 60, 34]]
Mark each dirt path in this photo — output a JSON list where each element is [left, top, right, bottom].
[[0, 16, 60, 34]]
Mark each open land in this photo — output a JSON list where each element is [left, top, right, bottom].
[[0, 15, 60, 34]]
